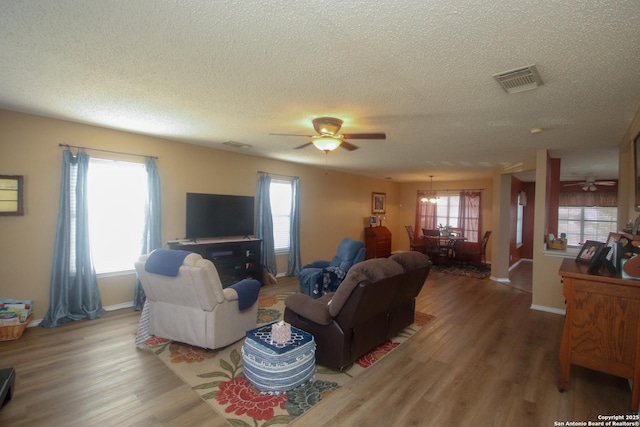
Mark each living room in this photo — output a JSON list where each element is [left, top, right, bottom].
[[1, 1, 640, 424]]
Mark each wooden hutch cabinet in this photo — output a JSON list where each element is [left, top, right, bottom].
[[558, 258, 640, 411], [364, 226, 392, 259]]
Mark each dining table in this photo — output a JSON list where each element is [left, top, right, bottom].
[[422, 234, 467, 263]]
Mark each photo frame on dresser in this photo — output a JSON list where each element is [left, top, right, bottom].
[[576, 240, 603, 263], [587, 245, 611, 274], [603, 232, 623, 275]]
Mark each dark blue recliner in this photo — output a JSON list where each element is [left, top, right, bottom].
[[298, 237, 366, 298]]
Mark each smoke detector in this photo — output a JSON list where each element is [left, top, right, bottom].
[[493, 65, 543, 94]]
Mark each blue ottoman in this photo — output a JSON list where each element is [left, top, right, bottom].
[[242, 323, 315, 394]]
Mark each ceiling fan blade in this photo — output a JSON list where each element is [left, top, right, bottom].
[[270, 132, 315, 137], [341, 133, 386, 140], [563, 183, 584, 187], [294, 142, 313, 150], [340, 140, 360, 151], [594, 181, 616, 186]]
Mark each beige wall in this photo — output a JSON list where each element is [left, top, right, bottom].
[[0, 109, 401, 320]]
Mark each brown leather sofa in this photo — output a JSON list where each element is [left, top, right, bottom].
[[283, 251, 431, 370]]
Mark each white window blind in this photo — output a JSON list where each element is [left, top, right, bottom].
[[87, 159, 147, 274], [270, 179, 292, 253], [558, 206, 617, 246]]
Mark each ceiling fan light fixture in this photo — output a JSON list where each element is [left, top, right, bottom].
[[312, 136, 342, 151], [312, 117, 343, 136]]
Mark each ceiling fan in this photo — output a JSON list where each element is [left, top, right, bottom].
[[563, 176, 616, 191], [270, 117, 386, 152]]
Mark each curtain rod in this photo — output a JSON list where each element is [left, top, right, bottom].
[[257, 170, 298, 179], [58, 144, 158, 159]]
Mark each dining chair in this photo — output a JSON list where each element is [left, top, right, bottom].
[[404, 225, 427, 253], [422, 228, 440, 237], [459, 231, 492, 266]]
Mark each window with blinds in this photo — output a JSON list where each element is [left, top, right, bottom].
[[270, 179, 292, 253], [87, 159, 147, 274]]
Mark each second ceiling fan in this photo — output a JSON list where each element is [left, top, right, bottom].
[[564, 176, 616, 191], [270, 117, 386, 151]]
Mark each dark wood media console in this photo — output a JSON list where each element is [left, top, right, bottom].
[[168, 238, 263, 287]]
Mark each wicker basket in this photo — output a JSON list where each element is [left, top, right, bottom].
[[548, 239, 567, 250], [0, 314, 32, 341]]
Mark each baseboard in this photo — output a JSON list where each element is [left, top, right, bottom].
[[27, 301, 134, 328], [508, 258, 532, 271], [530, 304, 566, 315], [490, 275, 510, 283], [105, 301, 134, 311]]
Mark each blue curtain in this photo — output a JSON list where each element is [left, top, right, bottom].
[[134, 158, 162, 310], [256, 174, 277, 275], [41, 150, 105, 328], [287, 177, 301, 276]]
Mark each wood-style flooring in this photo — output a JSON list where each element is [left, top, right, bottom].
[[0, 268, 633, 426]]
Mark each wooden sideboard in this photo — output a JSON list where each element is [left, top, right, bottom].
[[364, 226, 392, 259], [558, 258, 640, 411]]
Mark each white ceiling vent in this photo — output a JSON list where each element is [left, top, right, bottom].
[[223, 140, 252, 149], [493, 65, 543, 94]]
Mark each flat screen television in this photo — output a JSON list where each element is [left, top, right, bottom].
[[186, 193, 255, 239]]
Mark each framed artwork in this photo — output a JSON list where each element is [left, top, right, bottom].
[[576, 240, 603, 263], [603, 232, 623, 275], [0, 175, 23, 216], [372, 192, 386, 214], [587, 245, 611, 274], [635, 132, 640, 211]]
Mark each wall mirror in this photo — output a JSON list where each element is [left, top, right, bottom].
[[0, 175, 24, 216]]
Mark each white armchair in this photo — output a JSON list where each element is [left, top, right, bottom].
[[135, 250, 259, 349]]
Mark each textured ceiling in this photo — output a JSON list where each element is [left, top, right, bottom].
[[1, 0, 639, 182]]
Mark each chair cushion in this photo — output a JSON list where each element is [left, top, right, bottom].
[[329, 237, 366, 270], [389, 251, 431, 271], [328, 258, 404, 317]]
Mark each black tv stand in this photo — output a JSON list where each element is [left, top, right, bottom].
[[167, 238, 263, 287]]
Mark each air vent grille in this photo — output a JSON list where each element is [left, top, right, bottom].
[[223, 140, 252, 149], [493, 65, 543, 94]]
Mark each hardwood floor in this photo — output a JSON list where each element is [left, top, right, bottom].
[[0, 270, 633, 426], [508, 260, 533, 294]]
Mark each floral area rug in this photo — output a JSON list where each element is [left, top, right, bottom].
[[142, 293, 434, 427], [432, 263, 491, 279]]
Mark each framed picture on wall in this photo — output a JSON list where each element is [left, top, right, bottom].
[[0, 175, 24, 216], [372, 192, 386, 214]]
